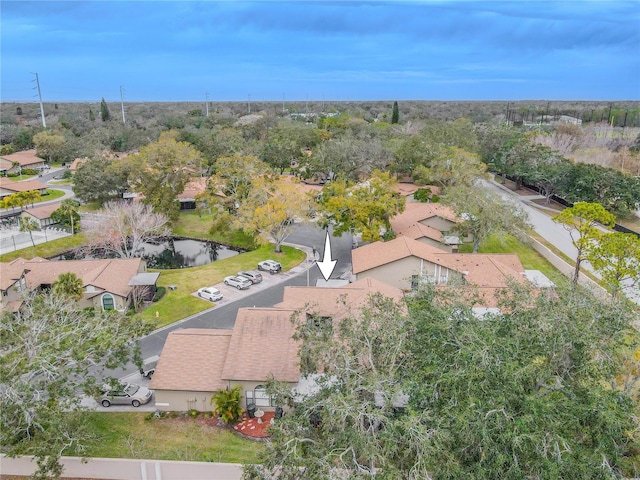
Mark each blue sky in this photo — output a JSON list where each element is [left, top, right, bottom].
[[1, 1, 639, 102]]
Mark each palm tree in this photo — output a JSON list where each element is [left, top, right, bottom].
[[55, 199, 80, 234], [19, 217, 38, 247], [52, 272, 84, 301], [23, 190, 42, 208]]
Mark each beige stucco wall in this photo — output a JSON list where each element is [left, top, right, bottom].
[[420, 216, 455, 232], [1, 277, 26, 309], [154, 390, 214, 412], [417, 236, 453, 252], [356, 256, 463, 290]]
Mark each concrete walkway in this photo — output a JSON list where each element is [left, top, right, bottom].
[[0, 455, 242, 480]]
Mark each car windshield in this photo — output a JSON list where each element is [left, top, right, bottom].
[[124, 384, 139, 395]]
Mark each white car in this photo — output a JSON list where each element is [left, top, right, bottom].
[[224, 275, 252, 290], [197, 286, 223, 302], [257, 259, 282, 273]]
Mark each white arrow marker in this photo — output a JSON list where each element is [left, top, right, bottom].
[[317, 229, 337, 281]]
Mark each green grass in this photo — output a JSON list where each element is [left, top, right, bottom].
[[172, 211, 257, 249], [139, 244, 306, 327], [41, 188, 66, 201], [76, 412, 263, 464], [458, 232, 570, 288], [0, 233, 88, 262]]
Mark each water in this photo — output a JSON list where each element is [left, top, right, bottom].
[[54, 238, 240, 269]]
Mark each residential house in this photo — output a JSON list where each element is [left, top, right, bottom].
[[352, 235, 529, 308], [390, 202, 465, 251], [0, 150, 46, 175], [20, 202, 63, 229], [0, 178, 48, 201], [150, 277, 406, 412], [0, 257, 156, 313], [68, 157, 88, 172], [0, 261, 29, 312]]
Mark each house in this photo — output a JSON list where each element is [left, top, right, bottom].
[[68, 157, 88, 172], [150, 277, 406, 412], [0, 150, 46, 175], [151, 308, 300, 412], [352, 235, 528, 308], [20, 202, 63, 229], [389, 202, 465, 251], [0, 261, 29, 312], [0, 178, 48, 200], [0, 257, 155, 313]]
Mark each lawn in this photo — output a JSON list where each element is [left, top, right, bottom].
[[172, 210, 257, 250], [75, 412, 263, 464], [0, 233, 88, 262], [458, 232, 570, 288], [138, 244, 306, 327]]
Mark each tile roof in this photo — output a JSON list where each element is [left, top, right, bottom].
[[149, 329, 232, 392], [0, 178, 48, 193], [390, 202, 459, 235], [0, 149, 44, 166], [8, 257, 143, 298], [222, 308, 301, 383]]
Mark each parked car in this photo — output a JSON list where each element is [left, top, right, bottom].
[[99, 383, 153, 407], [257, 259, 282, 274], [224, 275, 252, 290], [197, 286, 223, 302], [237, 270, 263, 284], [139, 355, 159, 378]]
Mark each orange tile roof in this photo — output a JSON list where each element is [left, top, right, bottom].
[[149, 329, 232, 392], [390, 202, 459, 235], [0, 149, 44, 166], [222, 308, 301, 383], [0, 178, 47, 193]]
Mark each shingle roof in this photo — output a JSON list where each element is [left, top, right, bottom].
[[400, 222, 444, 242], [0, 178, 47, 193], [149, 329, 232, 392], [390, 202, 459, 236], [0, 261, 27, 290], [22, 202, 62, 220], [221, 308, 301, 383], [8, 257, 143, 297], [353, 236, 525, 290], [0, 149, 44, 166], [275, 276, 405, 318]]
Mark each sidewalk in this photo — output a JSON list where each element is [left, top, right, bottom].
[[0, 455, 242, 480]]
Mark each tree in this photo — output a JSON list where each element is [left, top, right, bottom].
[[82, 200, 170, 258], [73, 156, 130, 205], [99, 97, 110, 122], [33, 130, 66, 164], [0, 291, 151, 478], [586, 232, 640, 299], [51, 199, 80, 234], [52, 272, 84, 301], [443, 184, 530, 253], [129, 131, 203, 223], [19, 216, 38, 247], [246, 284, 639, 479], [237, 177, 314, 252], [391, 101, 399, 124], [413, 146, 486, 189], [553, 202, 616, 284], [318, 170, 405, 242]]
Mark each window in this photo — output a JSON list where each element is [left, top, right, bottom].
[[102, 293, 115, 310], [246, 385, 273, 407]]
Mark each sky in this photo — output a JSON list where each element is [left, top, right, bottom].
[[1, 1, 639, 102]]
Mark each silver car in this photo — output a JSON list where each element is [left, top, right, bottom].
[[99, 383, 153, 407], [237, 270, 263, 284], [224, 275, 252, 290], [197, 286, 223, 302]]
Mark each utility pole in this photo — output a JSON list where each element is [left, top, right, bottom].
[[32, 73, 46, 128], [205, 92, 210, 117], [282, 93, 285, 114], [120, 86, 126, 124], [247, 93, 251, 114]]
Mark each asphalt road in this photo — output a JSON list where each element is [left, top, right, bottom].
[[109, 224, 355, 381]]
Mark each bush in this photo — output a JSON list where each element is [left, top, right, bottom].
[[152, 286, 166, 302], [211, 387, 243, 424], [413, 187, 432, 203], [188, 409, 199, 418]]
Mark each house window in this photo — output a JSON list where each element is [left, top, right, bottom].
[[102, 294, 115, 311], [246, 385, 273, 407]]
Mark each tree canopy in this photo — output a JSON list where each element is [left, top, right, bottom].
[[246, 283, 640, 479]]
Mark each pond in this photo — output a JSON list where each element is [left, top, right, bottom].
[[54, 237, 240, 269]]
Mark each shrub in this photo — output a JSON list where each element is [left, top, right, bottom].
[[211, 386, 243, 424], [413, 187, 432, 203], [188, 409, 199, 418], [152, 286, 166, 302]]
